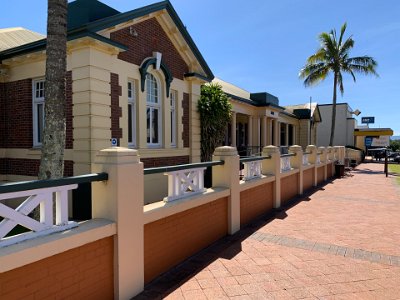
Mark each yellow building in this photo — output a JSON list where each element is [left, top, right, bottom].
[[214, 78, 321, 154]]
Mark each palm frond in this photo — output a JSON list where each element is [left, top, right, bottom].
[[339, 36, 354, 56], [301, 65, 330, 87], [307, 49, 326, 64], [346, 56, 379, 76], [338, 22, 347, 46]]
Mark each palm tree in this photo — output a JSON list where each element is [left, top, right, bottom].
[[39, 0, 68, 179], [299, 23, 378, 146]]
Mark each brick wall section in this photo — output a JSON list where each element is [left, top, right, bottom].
[[144, 197, 228, 284], [0, 158, 73, 177], [182, 93, 190, 148], [65, 71, 73, 149], [0, 75, 73, 149], [0, 237, 114, 299], [141, 155, 189, 168], [240, 182, 274, 226], [1, 79, 33, 148], [281, 173, 299, 205], [317, 166, 325, 184], [303, 168, 314, 192], [110, 73, 122, 141], [110, 18, 189, 80]]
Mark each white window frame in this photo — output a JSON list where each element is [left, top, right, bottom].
[[146, 73, 162, 147], [127, 80, 136, 148], [32, 79, 45, 147], [170, 90, 177, 147]]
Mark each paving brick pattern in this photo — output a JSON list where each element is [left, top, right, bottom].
[[135, 163, 400, 299]]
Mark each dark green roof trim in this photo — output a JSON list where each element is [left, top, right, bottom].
[[82, 0, 214, 80], [225, 92, 284, 110], [184, 72, 211, 82], [0, 30, 128, 61], [281, 110, 299, 119], [250, 92, 279, 107], [293, 108, 311, 119], [225, 92, 258, 106], [139, 57, 173, 96]]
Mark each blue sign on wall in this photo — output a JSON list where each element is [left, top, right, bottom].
[[361, 117, 375, 124], [365, 137, 373, 147]]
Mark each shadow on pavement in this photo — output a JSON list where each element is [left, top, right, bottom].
[[133, 179, 337, 300]]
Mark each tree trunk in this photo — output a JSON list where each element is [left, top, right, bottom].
[[38, 0, 68, 180], [329, 73, 338, 146]]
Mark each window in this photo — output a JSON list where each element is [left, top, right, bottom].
[[170, 90, 177, 147], [127, 80, 136, 147], [33, 79, 45, 146], [146, 73, 161, 146]]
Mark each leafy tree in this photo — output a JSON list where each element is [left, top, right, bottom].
[[39, 0, 68, 179], [389, 140, 400, 152], [299, 23, 378, 146], [198, 83, 232, 161]]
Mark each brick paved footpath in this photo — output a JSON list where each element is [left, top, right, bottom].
[[135, 163, 400, 299]]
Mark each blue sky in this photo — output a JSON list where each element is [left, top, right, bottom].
[[1, 0, 399, 135]]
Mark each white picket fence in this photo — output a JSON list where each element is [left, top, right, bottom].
[[0, 185, 78, 247]]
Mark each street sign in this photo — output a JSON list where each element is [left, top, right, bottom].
[[361, 117, 375, 124], [111, 138, 118, 147], [371, 136, 390, 147]]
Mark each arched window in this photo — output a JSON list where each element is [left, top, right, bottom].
[[146, 73, 162, 146]]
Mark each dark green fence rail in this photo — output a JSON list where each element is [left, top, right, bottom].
[[0, 173, 108, 194], [144, 161, 225, 175], [280, 153, 296, 158], [239, 156, 271, 163]]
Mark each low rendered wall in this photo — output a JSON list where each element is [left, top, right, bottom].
[[327, 163, 333, 178], [240, 182, 274, 226], [144, 196, 228, 284], [346, 148, 363, 164], [0, 234, 114, 300], [281, 173, 299, 205], [303, 168, 314, 191], [317, 166, 325, 184]]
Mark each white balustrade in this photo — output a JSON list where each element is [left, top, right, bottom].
[[302, 154, 309, 166], [316, 154, 321, 164], [0, 184, 78, 247], [280, 156, 291, 172], [242, 160, 262, 181], [164, 167, 206, 202]]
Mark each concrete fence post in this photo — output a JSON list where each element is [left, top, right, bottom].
[[326, 146, 335, 177], [289, 145, 303, 195], [92, 147, 144, 300], [212, 146, 240, 235], [306, 145, 318, 186], [262, 146, 281, 208], [318, 146, 328, 181], [338, 146, 346, 164]]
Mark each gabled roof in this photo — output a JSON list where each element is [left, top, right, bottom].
[[0, 27, 44, 51], [0, 0, 214, 80]]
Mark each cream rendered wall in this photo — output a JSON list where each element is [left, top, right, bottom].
[[70, 46, 114, 175]]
